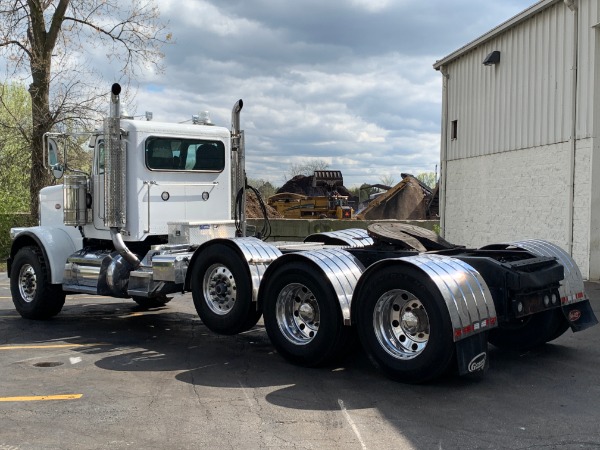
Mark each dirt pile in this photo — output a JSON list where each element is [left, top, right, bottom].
[[278, 174, 353, 197], [245, 190, 282, 219], [357, 175, 437, 221]]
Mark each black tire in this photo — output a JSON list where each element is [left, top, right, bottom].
[[10, 246, 65, 320], [354, 265, 455, 383], [262, 261, 351, 367], [489, 308, 570, 351], [190, 244, 261, 335], [131, 295, 172, 309], [547, 313, 571, 342]]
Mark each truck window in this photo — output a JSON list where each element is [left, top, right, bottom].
[[97, 140, 105, 175], [145, 137, 225, 171]]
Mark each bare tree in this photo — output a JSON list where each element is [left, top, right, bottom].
[[379, 174, 396, 188], [416, 172, 437, 189], [285, 159, 330, 182], [247, 178, 278, 200], [0, 0, 171, 216]]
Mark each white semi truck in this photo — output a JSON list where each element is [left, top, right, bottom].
[[7, 84, 598, 383]]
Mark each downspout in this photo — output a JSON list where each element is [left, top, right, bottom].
[[565, 0, 579, 256], [439, 65, 450, 237], [105, 83, 140, 268]]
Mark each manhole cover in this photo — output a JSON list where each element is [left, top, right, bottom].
[[33, 362, 63, 368]]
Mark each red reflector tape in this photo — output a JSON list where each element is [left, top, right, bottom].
[[576, 292, 584, 299], [455, 319, 496, 339]]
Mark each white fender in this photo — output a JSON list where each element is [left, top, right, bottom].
[[10, 226, 82, 284]]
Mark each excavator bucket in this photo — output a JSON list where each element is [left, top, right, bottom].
[[313, 170, 344, 188]]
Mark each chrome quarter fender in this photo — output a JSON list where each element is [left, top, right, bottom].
[[352, 254, 497, 341], [258, 248, 365, 325], [186, 237, 282, 302]]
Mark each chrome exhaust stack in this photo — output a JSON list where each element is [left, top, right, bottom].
[[231, 99, 243, 145], [104, 83, 140, 268], [231, 99, 246, 236]]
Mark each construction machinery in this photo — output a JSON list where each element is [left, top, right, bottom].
[[6, 84, 597, 383], [268, 170, 354, 219]]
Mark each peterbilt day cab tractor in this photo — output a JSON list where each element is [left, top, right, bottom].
[[7, 84, 598, 383]]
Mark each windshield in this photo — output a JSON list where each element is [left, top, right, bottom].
[[145, 137, 225, 171]]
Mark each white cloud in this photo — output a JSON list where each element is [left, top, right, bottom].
[[349, 0, 395, 13], [1, 0, 535, 188]]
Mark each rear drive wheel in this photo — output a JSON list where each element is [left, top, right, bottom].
[[489, 308, 570, 351], [262, 262, 351, 367], [355, 266, 455, 383], [190, 244, 260, 335], [10, 246, 65, 320]]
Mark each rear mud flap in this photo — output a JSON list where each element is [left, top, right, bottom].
[[456, 332, 489, 376], [562, 300, 598, 332]]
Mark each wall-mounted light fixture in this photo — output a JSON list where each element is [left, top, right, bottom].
[[483, 50, 501, 66]]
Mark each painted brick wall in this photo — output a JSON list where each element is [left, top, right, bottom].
[[573, 139, 592, 277], [444, 139, 591, 277]]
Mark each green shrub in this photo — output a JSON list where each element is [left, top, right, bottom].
[[0, 213, 37, 260]]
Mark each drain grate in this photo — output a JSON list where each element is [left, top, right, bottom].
[[33, 362, 63, 368]]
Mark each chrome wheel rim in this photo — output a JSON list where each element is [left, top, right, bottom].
[[373, 289, 430, 360], [18, 264, 37, 303], [202, 264, 237, 315], [276, 283, 320, 345]]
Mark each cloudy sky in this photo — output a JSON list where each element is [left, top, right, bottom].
[[16, 0, 538, 188]]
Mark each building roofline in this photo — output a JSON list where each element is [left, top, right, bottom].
[[433, 0, 561, 70]]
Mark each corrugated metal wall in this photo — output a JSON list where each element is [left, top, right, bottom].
[[579, 0, 599, 134], [445, 0, 597, 161]]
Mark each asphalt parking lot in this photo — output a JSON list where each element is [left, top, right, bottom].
[[1, 271, 600, 450]]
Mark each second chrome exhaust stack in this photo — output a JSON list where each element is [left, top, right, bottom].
[[231, 99, 246, 236]]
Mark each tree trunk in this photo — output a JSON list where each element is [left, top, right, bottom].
[[25, 0, 63, 218], [28, 67, 53, 218]]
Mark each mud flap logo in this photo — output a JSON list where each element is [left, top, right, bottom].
[[568, 310, 582, 322], [468, 352, 487, 373]]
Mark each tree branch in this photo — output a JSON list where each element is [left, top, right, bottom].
[[0, 40, 32, 58], [45, 0, 69, 53]]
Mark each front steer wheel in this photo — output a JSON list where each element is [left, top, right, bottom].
[[354, 265, 455, 383], [190, 244, 261, 335], [10, 246, 66, 320]]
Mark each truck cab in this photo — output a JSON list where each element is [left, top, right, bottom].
[[41, 119, 234, 243], [10, 84, 243, 305]]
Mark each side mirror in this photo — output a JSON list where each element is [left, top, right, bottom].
[[46, 137, 64, 179]]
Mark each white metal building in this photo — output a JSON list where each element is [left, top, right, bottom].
[[433, 0, 600, 279]]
